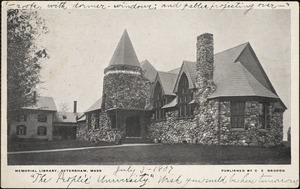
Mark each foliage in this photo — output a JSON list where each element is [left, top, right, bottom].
[[7, 9, 49, 115], [59, 102, 70, 112]]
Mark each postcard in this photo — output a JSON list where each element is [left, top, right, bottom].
[[1, 1, 299, 188]]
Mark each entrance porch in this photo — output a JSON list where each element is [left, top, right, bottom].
[[106, 108, 151, 139]]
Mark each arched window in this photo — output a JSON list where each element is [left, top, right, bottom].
[[153, 82, 164, 120], [38, 114, 47, 122], [37, 126, 47, 135], [17, 125, 27, 135], [178, 73, 194, 117]]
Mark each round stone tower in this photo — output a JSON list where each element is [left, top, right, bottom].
[[102, 30, 150, 111]]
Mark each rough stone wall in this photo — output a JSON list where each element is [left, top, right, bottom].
[[219, 101, 283, 146], [194, 33, 220, 144], [194, 100, 220, 144], [147, 111, 198, 143], [147, 100, 219, 145], [102, 65, 150, 110], [148, 33, 220, 145], [77, 111, 124, 143]]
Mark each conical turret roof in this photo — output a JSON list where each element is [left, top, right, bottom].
[[108, 30, 140, 67]]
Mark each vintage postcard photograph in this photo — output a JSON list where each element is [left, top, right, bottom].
[[1, 1, 299, 188]]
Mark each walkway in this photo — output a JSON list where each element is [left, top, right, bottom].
[[8, 143, 158, 155]]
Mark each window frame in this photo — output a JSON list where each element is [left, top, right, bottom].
[[95, 113, 100, 129], [37, 126, 47, 136], [87, 114, 92, 130], [259, 102, 269, 129], [230, 101, 245, 129], [37, 114, 47, 122], [110, 115, 117, 129], [177, 73, 194, 118], [16, 125, 27, 135], [16, 113, 27, 122], [153, 82, 165, 121]]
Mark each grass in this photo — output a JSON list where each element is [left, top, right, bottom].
[[7, 141, 291, 165], [7, 140, 114, 152]]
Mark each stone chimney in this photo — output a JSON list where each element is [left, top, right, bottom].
[[196, 33, 215, 101], [73, 101, 77, 113]]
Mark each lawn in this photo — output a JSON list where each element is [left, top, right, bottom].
[[7, 141, 291, 165], [8, 140, 113, 152]]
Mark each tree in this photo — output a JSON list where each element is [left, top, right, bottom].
[[59, 102, 70, 112], [7, 9, 49, 117]]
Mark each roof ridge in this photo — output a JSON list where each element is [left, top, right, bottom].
[[215, 42, 249, 56]]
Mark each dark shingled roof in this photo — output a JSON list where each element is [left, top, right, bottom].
[[85, 98, 102, 113], [162, 97, 177, 109], [54, 112, 84, 123], [173, 60, 197, 93], [168, 67, 181, 74], [209, 42, 279, 99], [170, 42, 281, 103], [23, 96, 57, 111], [141, 59, 157, 82], [108, 30, 140, 67], [157, 71, 178, 95], [89, 39, 285, 111], [77, 114, 86, 122]]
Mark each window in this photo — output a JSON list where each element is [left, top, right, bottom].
[[38, 114, 47, 122], [16, 125, 26, 135], [95, 113, 100, 129], [231, 101, 245, 129], [37, 126, 47, 136], [16, 114, 27, 122], [153, 82, 165, 120], [87, 114, 91, 130], [111, 115, 117, 129], [178, 73, 194, 118], [259, 102, 269, 129]]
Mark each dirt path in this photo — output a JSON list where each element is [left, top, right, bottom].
[[7, 143, 158, 155]]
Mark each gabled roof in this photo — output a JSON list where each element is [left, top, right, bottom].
[[54, 112, 84, 123], [173, 60, 197, 93], [168, 67, 181, 74], [85, 98, 102, 113], [156, 71, 178, 95], [169, 42, 283, 107], [209, 42, 280, 100], [23, 96, 57, 111], [141, 59, 157, 82], [108, 30, 140, 67]]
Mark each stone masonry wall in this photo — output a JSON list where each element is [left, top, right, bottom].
[[194, 33, 220, 144], [102, 65, 150, 110], [219, 101, 283, 146], [77, 111, 124, 143], [147, 111, 197, 143], [147, 100, 219, 145], [148, 33, 220, 145]]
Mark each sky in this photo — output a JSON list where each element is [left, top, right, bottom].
[[36, 8, 291, 139]]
